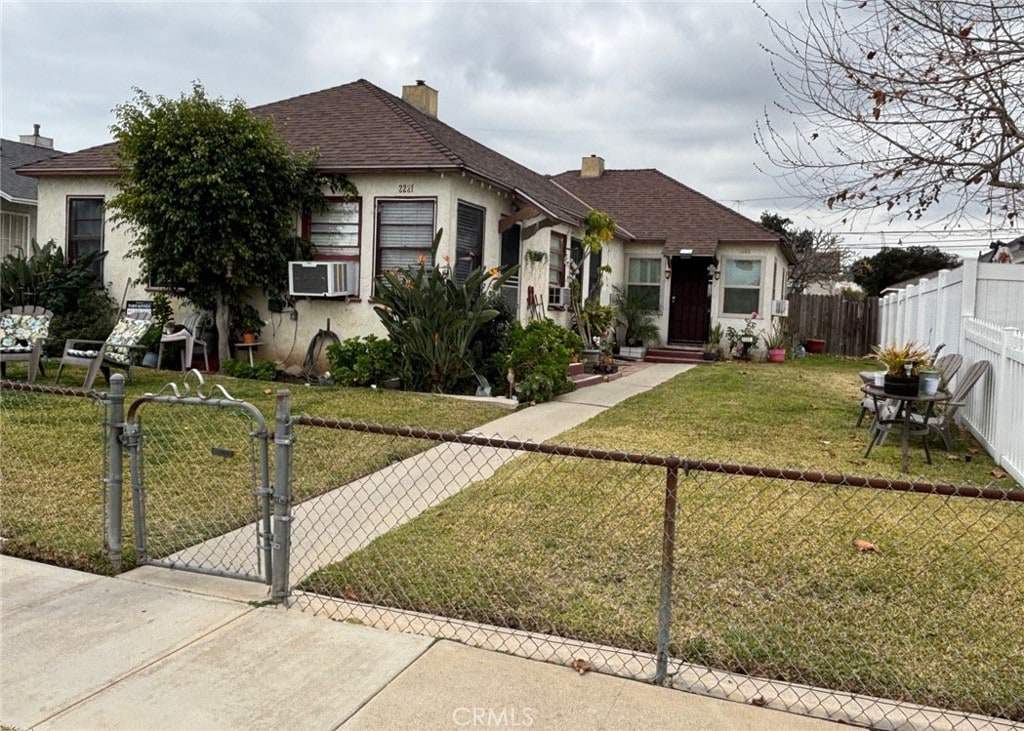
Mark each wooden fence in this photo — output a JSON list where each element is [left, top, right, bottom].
[[787, 294, 879, 357]]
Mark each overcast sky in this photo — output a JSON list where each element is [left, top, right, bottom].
[[2, 1, 1014, 257]]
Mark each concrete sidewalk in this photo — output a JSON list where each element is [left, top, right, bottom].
[[1, 364, 839, 730]]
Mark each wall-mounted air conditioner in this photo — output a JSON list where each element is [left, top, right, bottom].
[[548, 285, 571, 308], [288, 261, 358, 297], [771, 298, 790, 317]]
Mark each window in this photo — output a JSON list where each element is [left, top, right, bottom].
[[67, 197, 104, 278], [307, 199, 360, 259], [626, 257, 661, 310], [455, 201, 484, 285], [722, 258, 762, 315], [549, 232, 566, 286], [376, 199, 436, 274], [0, 211, 30, 259]]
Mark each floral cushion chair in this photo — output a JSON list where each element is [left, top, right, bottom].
[[55, 313, 153, 389], [0, 306, 54, 383]]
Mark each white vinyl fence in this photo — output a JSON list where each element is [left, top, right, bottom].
[[879, 259, 1024, 485]]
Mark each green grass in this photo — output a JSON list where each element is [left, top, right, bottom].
[[300, 356, 1024, 720], [0, 360, 510, 573]]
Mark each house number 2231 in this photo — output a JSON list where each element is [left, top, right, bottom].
[[398, 184, 414, 193]]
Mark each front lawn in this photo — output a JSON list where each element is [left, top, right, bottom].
[[301, 356, 1023, 721], [0, 362, 510, 573]]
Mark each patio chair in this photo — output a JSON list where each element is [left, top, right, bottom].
[[878, 359, 991, 451], [54, 312, 154, 389], [0, 305, 53, 383], [157, 311, 210, 372]]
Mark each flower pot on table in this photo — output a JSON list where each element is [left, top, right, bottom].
[[883, 373, 919, 397]]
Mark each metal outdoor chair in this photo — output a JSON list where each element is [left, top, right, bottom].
[[55, 312, 154, 389], [0, 305, 53, 383], [157, 311, 210, 372]]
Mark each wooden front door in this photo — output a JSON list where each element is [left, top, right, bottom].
[[668, 257, 711, 343]]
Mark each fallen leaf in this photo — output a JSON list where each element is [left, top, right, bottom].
[[820, 440, 831, 445], [990, 469, 1007, 479], [751, 695, 766, 706], [570, 658, 593, 675], [945, 454, 961, 462], [853, 538, 881, 554], [263, 388, 273, 395], [967, 447, 979, 455], [847, 459, 867, 467]]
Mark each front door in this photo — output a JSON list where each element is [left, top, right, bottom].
[[668, 257, 711, 343]]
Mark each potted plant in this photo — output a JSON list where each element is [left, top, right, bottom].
[[871, 341, 933, 396], [701, 322, 724, 361], [232, 303, 263, 344], [760, 321, 787, 363], [725, 312, 760, 360], [138, 292, 173, 367], [613, 286, 659, 359]]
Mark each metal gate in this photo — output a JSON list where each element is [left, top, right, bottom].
[[123, 373, 291, 594]]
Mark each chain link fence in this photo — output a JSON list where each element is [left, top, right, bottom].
[[289, 417, 1024, 731], [0, 380, 112, 573]]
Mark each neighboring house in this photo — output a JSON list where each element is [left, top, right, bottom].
[[551, 161, 792, 344], [19, 79, 788, 366], [1, 126, 64, 259], [979, 235, 1024, 264]]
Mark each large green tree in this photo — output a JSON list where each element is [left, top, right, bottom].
[[850, 246, 961, 296], [108, 83, 351, 367]]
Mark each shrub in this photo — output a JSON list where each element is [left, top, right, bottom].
[[467, 291, 517, 391], [373, 229, 516, 394], [222, 358, 277, 381], [325, 335, 397, 387], [0, 240, 116, 354], [502, 319, 576, 403]]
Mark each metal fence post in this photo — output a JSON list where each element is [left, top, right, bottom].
[[655, 463, 680, 685], [105, 374, 125, 572], [271, 389, 293, 602]]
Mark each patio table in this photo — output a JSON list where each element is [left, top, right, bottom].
[[861, 384, 950, 473]]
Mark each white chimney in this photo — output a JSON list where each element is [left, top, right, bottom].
[[19, 124, 54, 149], [402, 80, 438, 118], [581, 154, 605, 178]]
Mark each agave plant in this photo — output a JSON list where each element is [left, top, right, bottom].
[[871, 341, 934, 376]]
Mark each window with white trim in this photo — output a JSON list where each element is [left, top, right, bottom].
[[67, 197, 104, 278], [308, 199, 361, 259], [722, 258, 762, 315], [626, 257, 661, 310], [0, 211, 30, 259], [376, 199, 436, 273], [549, 232, 566, 286]]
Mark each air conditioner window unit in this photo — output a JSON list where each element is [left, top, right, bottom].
[[548, 285, 571, 308], [288, 261, 358, 297], [771, 298, 790, 317]]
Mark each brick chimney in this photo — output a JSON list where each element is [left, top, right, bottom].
[[581, 154, 605, 178], [402, 80, 438, 118], [19, 124, 54, 149]]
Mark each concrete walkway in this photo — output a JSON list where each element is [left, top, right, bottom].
[[1, 365, 841, 730]]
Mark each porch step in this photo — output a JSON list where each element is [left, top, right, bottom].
[[643, 347, 708, 364], [568, 362, 586, 377]]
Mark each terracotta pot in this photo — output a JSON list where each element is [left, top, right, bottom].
[[242, 332, 257, 345]]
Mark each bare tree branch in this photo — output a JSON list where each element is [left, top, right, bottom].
[[755, 0, 1023, 225]]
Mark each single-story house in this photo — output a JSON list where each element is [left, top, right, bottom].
[[1, 126, 64, 259], [18, 79, 791, 367]]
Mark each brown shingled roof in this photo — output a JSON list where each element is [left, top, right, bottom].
[[19, 79, 589, 225], [550, 168, 784, 258]]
